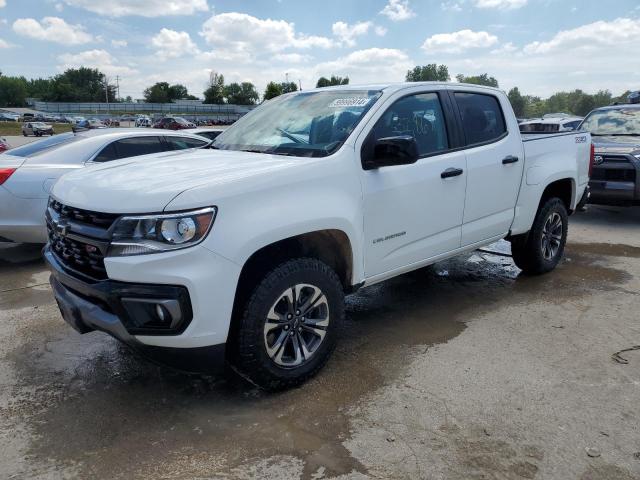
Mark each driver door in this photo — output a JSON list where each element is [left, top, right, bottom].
[[360, 91, 467, 279]]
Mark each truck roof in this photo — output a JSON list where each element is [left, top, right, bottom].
[[304, 82, 503, 94]]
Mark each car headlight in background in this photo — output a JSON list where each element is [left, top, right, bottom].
[[109, 207, 216, 256]]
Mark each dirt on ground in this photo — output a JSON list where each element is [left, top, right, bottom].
[[1, 205, 639, 479]]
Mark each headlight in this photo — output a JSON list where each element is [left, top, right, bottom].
[[109, 207, 216, 256]]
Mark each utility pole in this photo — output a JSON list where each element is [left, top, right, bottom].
[[285, 72, 289, 84], [104, 74, 109, 105], [299, 79, 302, 91], [115, 76, 120, 101]]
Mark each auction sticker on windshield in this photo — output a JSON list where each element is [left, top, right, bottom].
[[328, 98, 371, 108]]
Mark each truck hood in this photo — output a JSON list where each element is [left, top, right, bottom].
[[51, 149, 301, 213], [592, 135, 640, 155]]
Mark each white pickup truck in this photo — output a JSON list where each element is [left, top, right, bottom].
[[45, 83, 592, 389]]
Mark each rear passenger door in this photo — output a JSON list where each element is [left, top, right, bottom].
[[451, 90, 524, 246]]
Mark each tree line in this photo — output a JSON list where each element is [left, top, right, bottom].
[[0, 68, 117, 107], [0, 64, 632, 115]]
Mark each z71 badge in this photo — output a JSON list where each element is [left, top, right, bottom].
[[575, 136, 587, 143]]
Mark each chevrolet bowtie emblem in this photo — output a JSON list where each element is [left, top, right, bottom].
[[54, 220, 70, 236]]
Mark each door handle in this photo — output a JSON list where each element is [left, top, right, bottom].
[[441, 167, 464, 179], [502, 155, 519, 165]]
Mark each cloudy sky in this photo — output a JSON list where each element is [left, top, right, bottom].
[[1, 0, 639, 100]]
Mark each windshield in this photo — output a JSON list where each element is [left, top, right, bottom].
[[7, 133, 78, 157], [213, 89, 381, 157], [580, 108, 640, 136]]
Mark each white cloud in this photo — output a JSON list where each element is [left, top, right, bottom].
[[426, 17, 640, 97], [422, 29, 498, 54], [379, 0, 415, 21], [374, 25, 388, 36], [272, 53, 312, 63], [152, 28, 198, 59], [55, 3, 64, 11], [332, 21, 371, 47], [314, 48, 413, 84], [0, 38, 9, 48], [62, 0, 208, 17], [0, 0, 6, 7], [12, 16, 93, 45], [58, 49, 137, 76], [490, 42, 517, 54], [523, 17, 640, 54], [472, 0, 527, 9], [441, 1, 463, 12], [111, 39, 127, 48], [200, 12, 334, 54]]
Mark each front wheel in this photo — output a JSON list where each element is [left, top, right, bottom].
[[510, 197, 568, 275], [231, 258, 344, 390]]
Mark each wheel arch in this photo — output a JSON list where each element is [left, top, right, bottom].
[[226, 229, 354, 354], [538, 177, 575, 214]]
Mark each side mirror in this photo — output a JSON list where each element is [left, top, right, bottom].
[[362, 135, 419, 170]]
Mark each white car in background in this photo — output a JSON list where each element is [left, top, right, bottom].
[[0, 129, 211, 243], [135, 116, 152, 128], [519, 116, 583, 133]]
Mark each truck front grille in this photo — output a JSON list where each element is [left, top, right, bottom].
[[49, 199, 119, 229], [46, 199, 116, 281], [47, 225, 108, 280]]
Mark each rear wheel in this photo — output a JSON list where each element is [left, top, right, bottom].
[[511, 197, 568, 275], [231, 258, 344, 390]]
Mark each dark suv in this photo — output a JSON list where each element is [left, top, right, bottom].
[[153, 116, 195, 130], [580, 103, 640, 206]]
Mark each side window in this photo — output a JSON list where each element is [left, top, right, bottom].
[[112, 136, 164, 160], [370, 92, 449, 157], [454, 92, 507, 145], [93, 142, 118, 162], [165, 136, 208, 150]]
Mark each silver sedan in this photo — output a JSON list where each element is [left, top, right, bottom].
[[0, 129, 210, 243]]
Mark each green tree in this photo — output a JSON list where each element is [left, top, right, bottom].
[[263, 81, 282, 100], [456, 73, 499, 88], [316, 75, 349, 88], [143, 82, 172, 103], [0, 76, 28, 107], [224, 82, 259, 105], [281, 81, 298, 94], [263, 81, 298, 101], [507, 87, 526, 118], [203, 73, 225, 104], [168, 84, 189, 100], [45, 67, 115, 102], [406, 64, 450, 82]]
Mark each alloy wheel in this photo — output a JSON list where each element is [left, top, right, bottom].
[[263, 283, 330, 368], [541, 212, 563, 261]]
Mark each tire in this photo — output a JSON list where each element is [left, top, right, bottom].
[[510, 197, 568, 275], [231, 258, 344, 390]]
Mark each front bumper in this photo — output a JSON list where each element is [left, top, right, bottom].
[[589, 179, 636, 205], [44, 239, 242, 350], [45, 247, 194, 340]]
